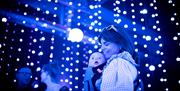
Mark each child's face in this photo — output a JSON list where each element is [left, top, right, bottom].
[[88, 52, 106, 67]]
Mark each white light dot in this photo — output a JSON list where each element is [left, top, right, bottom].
[[148, 84, 151, 87], [160, 78, 163, 82], [65, 79, 69, 82], [154, 38, 158, 41], [164, 78, 167, 82], [34, 84, 39, 88], [147, 73, 150, 77], [156, 20, 159, 24], [132, 22, 136, 25], [66, 57, 70, 61], [176, 22, 179, 26], [177, 32, 180, 36], [16, 58, 20, 61], [162, 60, 165, 64], [176, 57, 180, 61], [54, 7, 58, 10], [76, 60, 79, 63], [25, 4, 28, 7], [131, 3, 134, 7], [50, 46, 54, 50], [142, 26, 145, 30], [2, 17, 7, 22], [153, 25, 157, 29], [173, 36, 178, 40], [134, 35, 137, 38], [144, 44, 147, 48], [145, 63, 149, 67], [18, 48, 21, 52], [154, 6, 157, 10], [75, 77, 78, 80], [77, 3, 81, 6], [37, 8, 40, 11], [19, 39, 23, 42], [163, 69, 166, 73], [69, 2, 73, 5], [135, 48, 138, 52], [68, 10, 72, 14], [134, 41, 138, 45], [141, 18, 144, 22], [115, 1, 120, 4], [32, 50, 35, 54], [66, 47, 70, 51], [42, 23, 47, 27], [49, 53, 53, 58], [150, 3, 153, 7], [21, 29, 24, 33], [123, 11, 127, 14], [75, 68, 79, 72], [158, 64, 162, 68], [139, 2, 143, 6], [156, 50, 160, 54], [124, 24, 128, 28], [75, 86, 78, 88], [160, 52, 164, 55], [144, 54, 148, 57], [53, 14, 57, 17], [36, 67, 41, 71], [132, 15, 135, 19], [76, 52, 79, 55], [131, 9, 135, 13], [159, 43, 163, 47], [24, 12, 27, 15], [33, 39, 37, 43], [149, 65, 155, 71], [30, 62, 34, 66], [171, 17, 175, 21], [55, 0, 58, 3], [38, 51, 43, 56], [140, 9, 148, 14]]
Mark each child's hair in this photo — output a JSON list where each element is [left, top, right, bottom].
[[41, 62, 61, 84]]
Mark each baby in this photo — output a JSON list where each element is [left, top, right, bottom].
[[84, 52, 106, 91], [88, 52, 106, 67]]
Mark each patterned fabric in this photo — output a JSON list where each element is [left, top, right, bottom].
[[99, 51, 138, 91]]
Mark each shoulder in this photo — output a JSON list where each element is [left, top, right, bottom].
[[112, 57, 137, 71], [108, 57, 137, 76], [84, 67, 94, 81], [109, 57, 128, 66]]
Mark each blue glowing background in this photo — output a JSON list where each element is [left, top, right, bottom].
[[0, 0, 180, 91]]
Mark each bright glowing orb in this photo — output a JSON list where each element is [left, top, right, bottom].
[[68, 28, 84, 42], [149, 65, 155, 71]]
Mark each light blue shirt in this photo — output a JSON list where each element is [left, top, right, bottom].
[[99, 51, 138, 91]]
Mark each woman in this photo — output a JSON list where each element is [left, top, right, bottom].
[[97, 25, 142, 91]]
